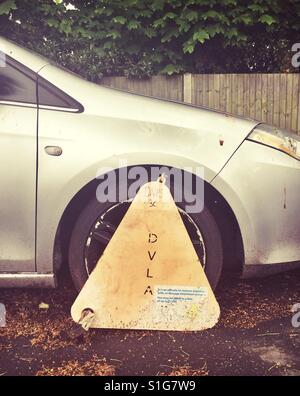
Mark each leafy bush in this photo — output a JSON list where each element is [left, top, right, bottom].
[[0, 0, 299, 82]]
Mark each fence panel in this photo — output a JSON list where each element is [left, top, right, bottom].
[[102, 75, 183, 102]]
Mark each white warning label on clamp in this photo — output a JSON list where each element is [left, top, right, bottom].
[[155, 286, 208, 304]]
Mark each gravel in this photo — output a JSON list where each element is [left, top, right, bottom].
[[0, 268, 299, 376]]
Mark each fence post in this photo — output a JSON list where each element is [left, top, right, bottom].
[[183, 73, 192, 104]]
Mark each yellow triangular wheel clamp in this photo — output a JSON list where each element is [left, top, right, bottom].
[[71, 180, 220, 331]]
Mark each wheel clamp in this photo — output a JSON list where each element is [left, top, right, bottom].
[[71, 178, 220, 331]]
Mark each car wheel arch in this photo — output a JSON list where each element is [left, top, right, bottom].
[[53, 166, 244, 278]]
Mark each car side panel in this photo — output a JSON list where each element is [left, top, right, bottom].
[[212, 140, 300, 266], [36, 65, 258, 275], [0, 105, 37, 271], [36, 111, 214, 273]]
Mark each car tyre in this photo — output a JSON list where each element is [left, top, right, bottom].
[[68, 173, 223, 291]]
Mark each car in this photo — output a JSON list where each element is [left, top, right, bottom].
[[1, 36, 300, 291]]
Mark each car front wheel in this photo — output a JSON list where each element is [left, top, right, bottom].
[[68, 174, 223, 291]]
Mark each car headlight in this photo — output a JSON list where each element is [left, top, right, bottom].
[[247, 124, 300, 161]]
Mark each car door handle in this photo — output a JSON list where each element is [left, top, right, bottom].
[[44, 146, 63, 156]]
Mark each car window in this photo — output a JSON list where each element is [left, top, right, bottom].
[[0, 55, 83, 112], [38, 77, 83, 112], [0, 60, 36, 104]]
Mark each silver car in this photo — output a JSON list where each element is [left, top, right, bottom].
[[1, 36, 300, 291]]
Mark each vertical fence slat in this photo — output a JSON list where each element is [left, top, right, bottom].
[[214, 74, 220, 110], [219, 74, 226, 112], [192, 74, 200, 105], [208, 74, 214, 109], [243, 74, 249, 118], [280, 74, 288, 129], [183, 73, 192, 103], [261, 74, 268, 123], [237, 74, 244, 116], [231, 74, 237, 115], [249, 74, 256, 119], [255, 74, 262, 122], [267, 74, 274, 126], [203, 74, 210, 107], [225, 74, 232, 113], [273, 74, 280, 127], [286, 74, 293, 131], [291, 74, 299, 133]]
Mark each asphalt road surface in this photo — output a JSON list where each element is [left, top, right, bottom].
[[0, 269, 299, 376]]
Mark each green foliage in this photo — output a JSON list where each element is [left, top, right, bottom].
[[0, 0, 16, 15], [160, 63, 183, 75], [0, 0, 299, 81]]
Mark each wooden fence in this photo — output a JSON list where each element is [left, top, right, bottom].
[[102, 73, 300, 135]]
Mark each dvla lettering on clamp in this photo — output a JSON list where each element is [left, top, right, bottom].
[[71, 178, 220, 331]]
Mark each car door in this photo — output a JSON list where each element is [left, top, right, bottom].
[[0, 56, 37, 272]]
